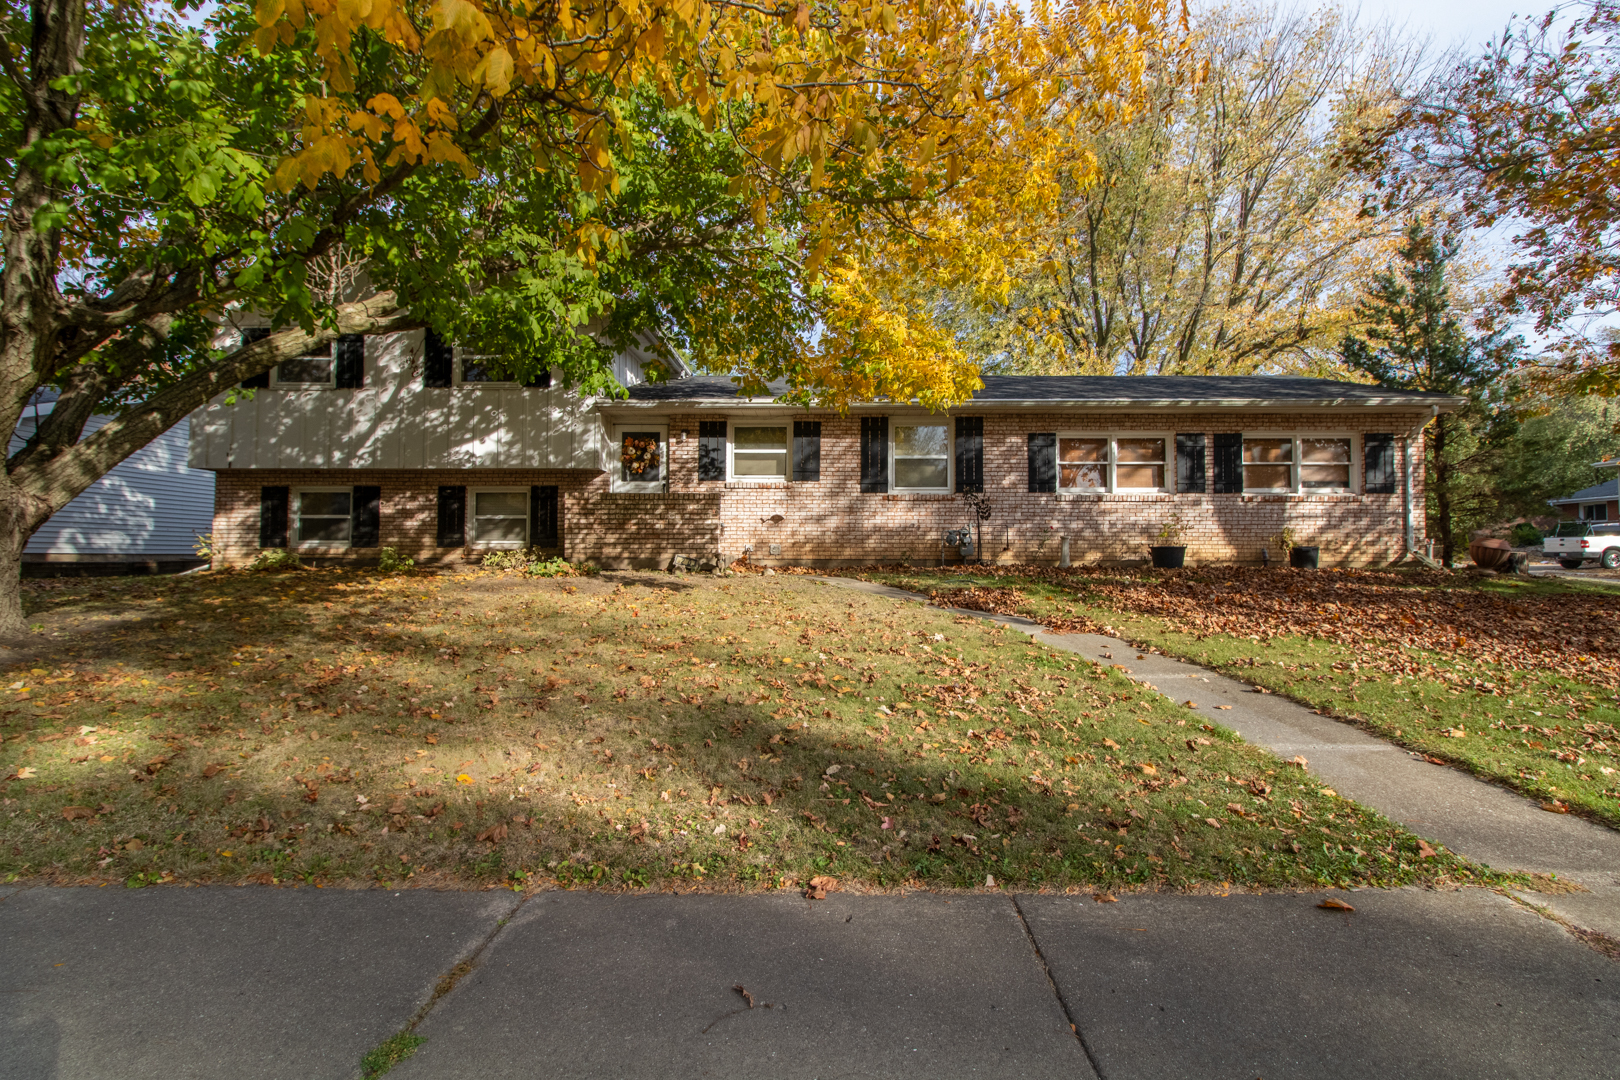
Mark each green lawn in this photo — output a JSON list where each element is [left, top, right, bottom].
[[0, 566, 1510, 893], [848, 564, 1620, 830]]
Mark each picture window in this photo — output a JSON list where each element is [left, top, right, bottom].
[[892, 423, 950, 491], [731, 425, 788, 479], [471, 490, 528, 547], [295, 489, 351, 545], [274, 343, 334, 387]]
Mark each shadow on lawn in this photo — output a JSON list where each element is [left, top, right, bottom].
[[0, 568, 1485, 894]]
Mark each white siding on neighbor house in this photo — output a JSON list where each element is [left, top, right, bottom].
[[189, 328, 626, 472], [13, 414, 215, 556]]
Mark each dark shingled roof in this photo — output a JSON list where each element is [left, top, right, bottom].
[[1549, 477, 1619, 505], [625, 374, 1458, 405]]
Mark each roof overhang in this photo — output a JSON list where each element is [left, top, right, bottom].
[[601, 395, 1466, 414]]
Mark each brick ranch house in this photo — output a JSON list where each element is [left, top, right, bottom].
[[191, 328, 1461, 568]]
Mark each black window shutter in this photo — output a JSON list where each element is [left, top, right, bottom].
[[698, 420, 726, 481], [436, 485, 466, 546], [954, 416, 984, 493], [531, 485, 560, 547], [424, 330, 453, 388], [1027, 433, 1056, 493], [793, 420, 821, 482], [1364, 433, 1396, 493], [1175, 433, 1207, 494], [860, 416, 889, 493], [524, 367, 552, 389], [259, 486, 289, 548], [350, 485, 381, 547], [1211, 433, 1244, 494], [241, 327, 272, 389], [335, 335, 365, 389]]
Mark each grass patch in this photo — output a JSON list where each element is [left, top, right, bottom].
[[0, 567, 1507, 893], [361, 1031, 425, 1078], [849, 564, 1620, 830]]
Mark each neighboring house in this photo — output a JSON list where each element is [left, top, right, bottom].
[[13, 393, 216, 575], [190, 328, 1462, 568], [1548, 457, 1620, 522]]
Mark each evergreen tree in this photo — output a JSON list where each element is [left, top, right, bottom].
[[1341, 220, 1526, 566]]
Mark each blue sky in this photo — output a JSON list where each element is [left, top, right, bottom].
[[1356, 0, 1544, 51]]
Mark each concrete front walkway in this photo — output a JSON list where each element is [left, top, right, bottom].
[[812, 576, 1620, 942]]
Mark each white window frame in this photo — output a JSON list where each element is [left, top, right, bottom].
[[292, 486, 354, 548], [1241, 433, 1360, 495], [468, 487, 530, 549], [1054, 432, 1171, 493], [272, 342, 337, 389], [890, 419, 953, 493], [727, 420, 790, 482], [454, 347, 520, 388], [613, 424, 668, 493]]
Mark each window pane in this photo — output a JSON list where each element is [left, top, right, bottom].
[[277, 356, 333, 383], [894, 425, 948, 457], [621, 432, 662, 482], [475, 491, 527, 517], [894, 459, 949, 489], [1116, 438, 1165, 463], [1301, 465, 1350, 490], [1243, 438, 1292, 463], [298, 491, 351, 517], [1301, 438, 1351, 464], [1060, 463, 1107, 489], [461, 358, 513, 383], [1059, 437, 1108, 463], [1244, 464, 1292, 490], [474, 517, 527, 543], [298, 516, 351, 543], [1116, 464, 1165, 489], [734, 426, 787, 450], [734, 452, 787, 477]]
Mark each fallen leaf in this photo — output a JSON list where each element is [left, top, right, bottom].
[[1093, 892, 1118, 903], [1540, 800, 1570, 814], [475, 823, 509, 844], [202, 764, 225, 779], [424, 734, 438, 745], [805, 874, 839, 900], [1318, 897, 1355, 912], [734, 984, 755, 1008], [1184, 700, 1198, 708], [1416, 838, 1438, 858], [1204, 817, 1221, 828], [1287, 755, 1308, 768], [456, 773, 474, 784], [1137, 763, 1157, 776], [125, 838, 144, 851], [880, 816, 895, 830], [61, 806, 95, 820]]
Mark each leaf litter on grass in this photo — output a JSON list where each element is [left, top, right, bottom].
[[0, 567, 1508, 894], [850, 563, 1620, 828]]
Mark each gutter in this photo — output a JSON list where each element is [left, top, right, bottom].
[[604, 395, 1470, 413]]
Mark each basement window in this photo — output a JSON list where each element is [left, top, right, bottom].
[[294, 488, 352, 546]]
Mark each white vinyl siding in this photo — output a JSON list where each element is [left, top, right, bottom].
[[190, 329, 614, 471]]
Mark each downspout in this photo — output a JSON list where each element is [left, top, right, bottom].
[[1405, 406, 1440, 567]]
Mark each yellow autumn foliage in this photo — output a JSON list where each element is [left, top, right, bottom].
[[257, 0, 1168, 406]]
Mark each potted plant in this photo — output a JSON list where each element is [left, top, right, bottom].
[[1273, 526, 1319, 568], [1150, 513, 1188, 569]]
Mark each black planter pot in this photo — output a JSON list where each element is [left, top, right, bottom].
[[1150, 545, 1187, 569], [1289, 546, 1320, 569]]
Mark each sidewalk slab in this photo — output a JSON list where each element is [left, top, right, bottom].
[[393, 892, 1091, 1080], [0, 885, 519, 1080], [1021, 888, 1620, 1080]]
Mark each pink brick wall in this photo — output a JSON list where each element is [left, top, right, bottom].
[[210, 408, 1428, 568]]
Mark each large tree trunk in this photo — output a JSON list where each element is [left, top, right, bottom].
[[0, 294, 416, 636]]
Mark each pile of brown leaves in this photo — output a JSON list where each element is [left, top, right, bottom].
[[926, 586, 1029, 616], [1071, 567, 1620, 689]]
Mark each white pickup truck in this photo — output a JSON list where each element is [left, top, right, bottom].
[[1544, 521, 1620, 569]]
